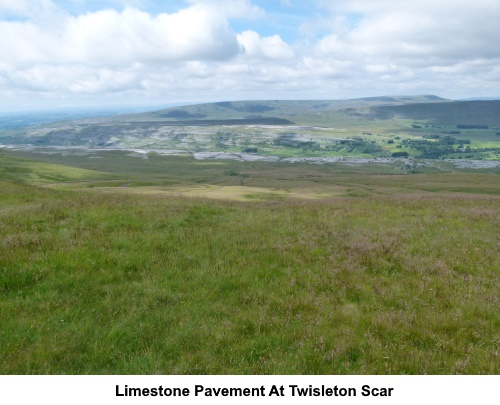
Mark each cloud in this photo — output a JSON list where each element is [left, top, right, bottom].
[[67, 6, 239, 63], [0, 0, 294, 101], [293, 0, 500, 99], [0, 3, 240, 65], [2, 0, 500, 107], [313, 0, 500, 64], [2, 63, 141, 93], [237, 30, 294, 60]]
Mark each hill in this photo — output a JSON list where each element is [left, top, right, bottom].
[[369, 100, 500, 126], [124, 95, 448, 122], [0, 95, 499, 161]]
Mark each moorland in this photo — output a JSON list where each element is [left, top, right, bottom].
[[0, 95, 499, 374]]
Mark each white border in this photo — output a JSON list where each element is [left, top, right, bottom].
[[2, 375, 498, 405]]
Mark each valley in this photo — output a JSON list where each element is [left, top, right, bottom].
[[2, 96, 500, 164]]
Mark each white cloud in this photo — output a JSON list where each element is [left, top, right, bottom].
[[2, 0, 500, 107], [293, 0, 500, 99], [2, 63, 141, 93], [314, 0, 500, 63], [0, 3, 240, 66], [237, 31, 293, 60]]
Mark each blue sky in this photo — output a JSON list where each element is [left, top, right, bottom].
[[1, 0, 500, 111], [29, 0, 324, 42]]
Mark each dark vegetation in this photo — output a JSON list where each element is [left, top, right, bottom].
[[457, 125, 489, 129], [328, 138, 383, 154], [370, 100, 500, 125], [157, 110, 208, 119], [143, 118, 294, 126], [399, 136, 476, 158], [273, 134, 320, 151], [214, 101, 276, 113]]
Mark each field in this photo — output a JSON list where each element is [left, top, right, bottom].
[[1, 148, 499, 374]]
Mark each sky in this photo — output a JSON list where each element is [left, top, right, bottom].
[[1, 0, 500, 111]]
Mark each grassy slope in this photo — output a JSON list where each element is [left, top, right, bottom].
[[1, 181, 499, 374], [7, 149, 500, 197], [1, 151, 499, 374], [0, 150, 116, 184], [6, 149, 500, 200]]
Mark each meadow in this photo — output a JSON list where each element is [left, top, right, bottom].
[[1, 149, 499, 374]]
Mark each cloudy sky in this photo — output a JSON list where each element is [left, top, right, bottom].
[[1, 0, 500, 111]]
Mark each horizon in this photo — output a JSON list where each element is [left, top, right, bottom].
[[3, 94, 500, 115]]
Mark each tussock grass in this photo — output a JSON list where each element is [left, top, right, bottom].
[[1, 180, 499, 374]]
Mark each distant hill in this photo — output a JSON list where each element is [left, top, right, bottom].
[[368, 100, 500, 126], [1, 95, 498, 162], [118, 95, 448, 123], [108, 95, 500, 128], [461, 97, 500, 101]]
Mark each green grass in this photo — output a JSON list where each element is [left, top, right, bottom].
[[0, 150, 115, 184], [4, 149, 500, 203], [1, 150, 499, 374], [1, 178, 499, 374]]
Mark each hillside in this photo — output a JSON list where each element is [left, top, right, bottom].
[[0, 99, 499, 374], [1, 174, 499, 374], [124, 95, 448, 122], [0, 95, 499, 162], [369, 100, 500, 126]]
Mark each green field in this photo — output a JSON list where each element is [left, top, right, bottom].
[[1, 148, 499, 374]]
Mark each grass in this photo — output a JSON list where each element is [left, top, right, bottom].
[[1, 100, 498, 374], [1, 174, 499, 374], [6, 149, 499, 192], [1, 149, 499, 374], [0, 150, 114, 185]]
